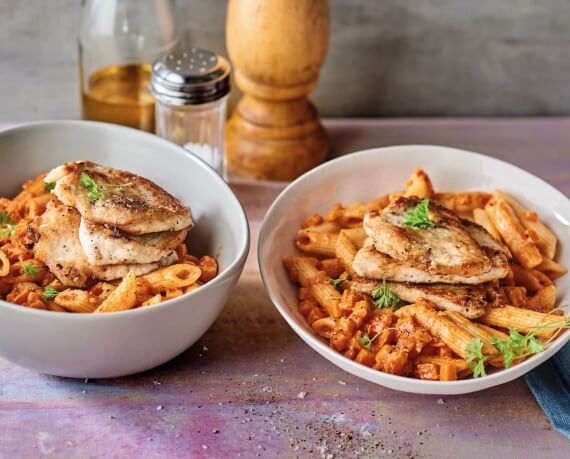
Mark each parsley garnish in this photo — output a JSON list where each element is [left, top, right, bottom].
[[466, 338, 486, 378], [403, 198, 435, 229], [330, 278, 344, 291], [0, 211, 17, 238], [42, 285, 60, 300], [491, 327, 544, 368], [22, 263, 39, 277], [370, 278, 401, 309], [358, 332, 380, 352], [44, 181, 56, 192], [80, 172, 103, 202]]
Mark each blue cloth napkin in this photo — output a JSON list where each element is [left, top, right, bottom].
[[525, 342, 570, 439]]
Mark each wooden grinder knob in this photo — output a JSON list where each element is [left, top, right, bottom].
[[226, 0, 330, 181]]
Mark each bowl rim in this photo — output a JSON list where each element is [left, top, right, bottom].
[[258, 144, 570, 392], [0, 120, 250, 320]]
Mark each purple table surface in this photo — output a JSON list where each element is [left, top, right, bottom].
[[1, 119, 569, 458]]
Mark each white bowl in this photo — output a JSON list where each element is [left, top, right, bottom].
[[0, 121, 249, 378], [258, 145, 570, 395]]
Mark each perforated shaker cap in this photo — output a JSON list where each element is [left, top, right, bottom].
[[151, 47, 231, 106]]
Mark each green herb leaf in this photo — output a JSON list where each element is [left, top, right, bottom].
[[80, 172, 103, 202], [44, 181, 56, 192], [0, 211, 17, 238], [22, 263, 39, 277], [330, 278, 344, 291], [403, 199, 435, 229], [466, 338, 486, 378], [358, 333, 379, 352], [370, 278, 401, 309], [42, 285, 61, 300], [526, 335, 544, 355], [0, 211, 13, 225], [491, 336, 515, 368], [491, 327, 546, 369]]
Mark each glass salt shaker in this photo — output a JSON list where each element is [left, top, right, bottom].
[[151, 47, 231, 178]]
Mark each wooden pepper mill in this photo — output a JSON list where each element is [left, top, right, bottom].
[[226, 0, 330, 181]]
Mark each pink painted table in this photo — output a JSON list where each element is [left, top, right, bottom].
[[0, 119, 569, 458]]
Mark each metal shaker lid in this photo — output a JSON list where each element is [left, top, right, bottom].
[[151, 47, 231, 105]]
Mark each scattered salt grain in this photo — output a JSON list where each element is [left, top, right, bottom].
[[152, 380, 161, 385], [297, 391, 308, 399], [337, 380, 347, 386], [202, 444, 208, 450], [213, 429, 219, 434], [437, 398, 445, 405], [157, 405, 163, 411], [280, 358, 286, 363], [203, 346, 209, 351]]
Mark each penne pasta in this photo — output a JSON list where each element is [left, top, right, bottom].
[[143, 264, 202, 291], [403, 168, 435, 199], [284, 256, 342, 318], [0, 249, 9, 277], [526, 285, 557, 313], [479, 305, 563, 339], [415, 355, 469, 373], [494, 190, 557, 259], [312, 317, 336, 339], [317, 257, 345, 279], [295, 229, 338, 257], [434, 191, 492, 213], [311, 283, 342, 319], [475, 323, 509, 340], [198, 256, 218, 283], [511, 264, 552, 292], [473, 208, 501, 240], [141, 293, 163, 307], [536, 257, 567, 280], [335, 230, 357, 274], [485, 198, 543, 268], [397, 302, 481, 359], [55, 289, 100, 313], [341, 227, 367, 249], [501, 286, 528, 308], [439, 362, 458, 381], [95, 271, 138, 313], [445, 311, 498, 356], [303, 221, 341, 234], [284, 256, 319, 287]]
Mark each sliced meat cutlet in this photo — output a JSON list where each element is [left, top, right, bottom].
[[364, 196, 491, 277], [79, 218, 188, 266], [351, 278, 505, 319], [33, 205, 178, 287], [44, 161, 192, 234], [353, 221, 510, 284]]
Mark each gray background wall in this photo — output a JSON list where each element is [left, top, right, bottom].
[[2, 0, 570, 120]]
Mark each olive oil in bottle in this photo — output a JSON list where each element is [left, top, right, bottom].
[[81, 64, 155, 132], [78, 0, 177, 132]]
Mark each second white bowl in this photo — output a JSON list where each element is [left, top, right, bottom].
[[258, 145, 570, 395]]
